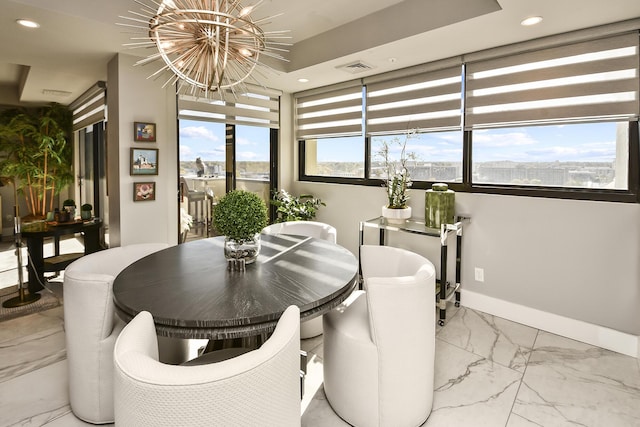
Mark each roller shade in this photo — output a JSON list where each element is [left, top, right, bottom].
[[295, 82, 363, 139], [178, 85, 282, 129], [69, 81, 106, 132], [465, 32, 640, 129], [365, 66, 463, 135]]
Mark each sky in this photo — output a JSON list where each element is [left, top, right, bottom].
[[319, 122, 621, 164], [179, 120, 270, 162], [179, 119, 622, 165]]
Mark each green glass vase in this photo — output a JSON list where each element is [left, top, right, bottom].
[[425, 183, 455, 229]]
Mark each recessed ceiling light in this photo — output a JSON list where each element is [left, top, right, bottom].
[[16, 19, 40, 28], [521, 16, 543, 26], [298, 78, 309, 83]]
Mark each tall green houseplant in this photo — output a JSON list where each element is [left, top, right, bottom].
[[0, 103, 73, 219]]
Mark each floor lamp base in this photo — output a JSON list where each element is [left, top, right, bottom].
[[2, 290, 41, 308]]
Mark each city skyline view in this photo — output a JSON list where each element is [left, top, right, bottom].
[[179, 119, 625, 188]]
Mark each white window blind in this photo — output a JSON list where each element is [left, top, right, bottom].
[[365, 66, 463, 135], [295, 82, 363, 140], [178, 85, 282, 129], [465, 32, 640, 129], [69, 81, 106, 132]]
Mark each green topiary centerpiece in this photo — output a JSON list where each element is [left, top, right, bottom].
[[212, 190, 268, 263]]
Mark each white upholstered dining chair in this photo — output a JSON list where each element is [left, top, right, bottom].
[[113, 306, 301, 427], [323, 245, 436, 427], [262, 220, 338, 338], [63, 243, 188, 424]]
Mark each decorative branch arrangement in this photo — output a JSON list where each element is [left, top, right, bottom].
[[376, 130, 418, 209]]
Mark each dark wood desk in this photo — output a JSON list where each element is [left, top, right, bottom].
[[113, 234, 359, 340], [21, 219, 103, 293]]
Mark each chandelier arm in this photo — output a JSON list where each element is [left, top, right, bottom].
[[120, 0, 289, 97]]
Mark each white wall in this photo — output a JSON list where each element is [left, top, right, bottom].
[[107, 53, 178, 247]]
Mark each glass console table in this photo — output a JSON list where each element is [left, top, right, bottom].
[[359, 216, 469, 326]]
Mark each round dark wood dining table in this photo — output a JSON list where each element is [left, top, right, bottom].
[[113, 233, 359, 340]]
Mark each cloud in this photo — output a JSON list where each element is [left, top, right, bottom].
[[472, 131, 537, 147], [237, 136, 252, 146], [237, 151, 259, 160], [180, 126, 220, 142], [180, 145, 193, 157], [525, 141, 615, 161]]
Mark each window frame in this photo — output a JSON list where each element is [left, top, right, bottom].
[[299, 122, 640, 203], [298, 28, 640, 204]]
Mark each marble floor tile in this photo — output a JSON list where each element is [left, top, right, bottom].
[[425, 338, 523, 427], [437, 306, 538, 372], [3, 303, 640, 427], [301, 386, 350, 426], [0, 322, 66, 383], [43, 411, 113, 427], [0, 305, 64, 344], [509, 331, 640, 427], [0, 360, 71, 426], [301, 351, 326, 415]]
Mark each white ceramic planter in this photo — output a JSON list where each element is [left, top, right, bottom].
[[381, 206, 412, 224]]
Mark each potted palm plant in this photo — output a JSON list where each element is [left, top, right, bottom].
[[0, 103, 73, 220], [212, 190, 268, 264]]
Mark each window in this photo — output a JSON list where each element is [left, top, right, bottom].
[[235, 125, 270, 181], [296, 30, 640, 201], [303, 136, 365, 178], [472, 122, 628, 189], [371, 130, 463, 183]]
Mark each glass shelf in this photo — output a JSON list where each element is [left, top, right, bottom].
[[358, 215, 469, 326]]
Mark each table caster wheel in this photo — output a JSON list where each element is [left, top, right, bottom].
[[438, 320, 445, 326], [455, 301, 460, 307]]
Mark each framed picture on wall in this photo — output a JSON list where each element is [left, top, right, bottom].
[[133, 122, 156, 142], [133, 182, 156, 201], [130, 148, 159, 175]]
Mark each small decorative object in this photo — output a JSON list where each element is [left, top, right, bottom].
[[271, 189, 325, 223], [133, 122, 156, 142], [227, 258, 246, 272], [382, 205, 412, 224], [212, 190, 268, 265], [57, 209, 70, 223], [133, 182, 156, 201], [377, 131, 417, 224], [425, 183, 455, 229], [80, 203, 92, 220], [63, 199, 76, 219], [131, 148, 158, 175], [195, 157, 206, 177]]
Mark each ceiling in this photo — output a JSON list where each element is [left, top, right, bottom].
[[1, 0, 640, 106]]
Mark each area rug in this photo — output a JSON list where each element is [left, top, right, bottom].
[[0, 285, 61, 322]]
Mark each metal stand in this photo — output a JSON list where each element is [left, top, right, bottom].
[[2, 206, 41, 308]]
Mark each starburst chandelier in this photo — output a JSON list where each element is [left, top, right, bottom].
[[119, 0, 290, 98]]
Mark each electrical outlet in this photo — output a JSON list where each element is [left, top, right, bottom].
[[474, 267, 484, 282]]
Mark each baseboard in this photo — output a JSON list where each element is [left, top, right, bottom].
[[461, 290, 638, 358]]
